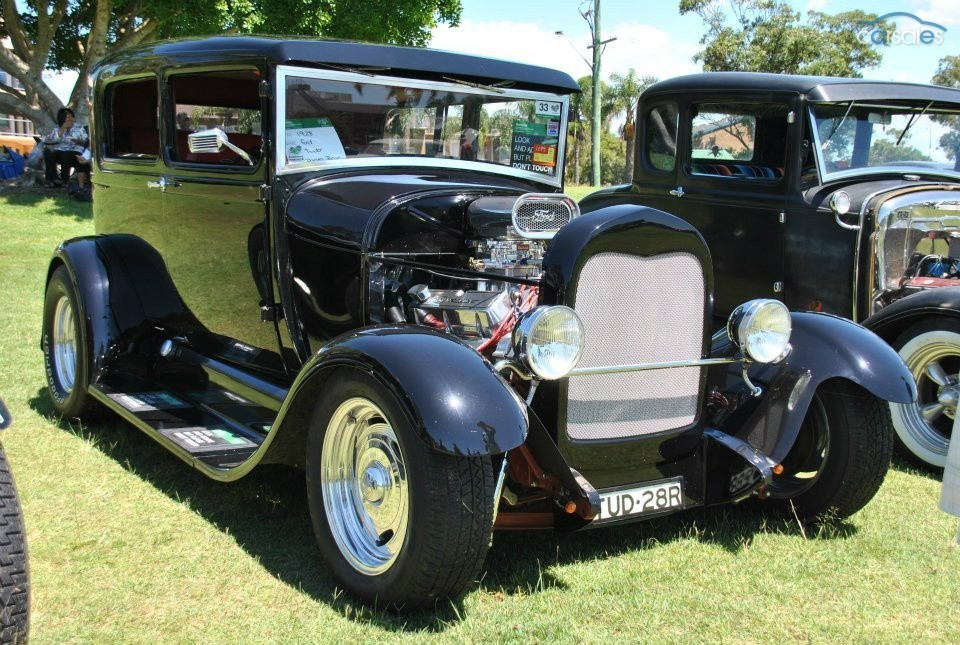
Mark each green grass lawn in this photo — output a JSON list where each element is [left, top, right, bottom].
[[1, 190, 958, 642]]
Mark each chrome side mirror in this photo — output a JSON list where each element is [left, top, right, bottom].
[[187, 128, 253, 165]]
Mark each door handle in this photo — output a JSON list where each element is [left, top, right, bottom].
[[146, 176, 181, 192], [669, 186, 685, 198]]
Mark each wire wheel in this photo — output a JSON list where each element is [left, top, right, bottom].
[[320, 397, 409, 576], [51, 295, 77, 394]]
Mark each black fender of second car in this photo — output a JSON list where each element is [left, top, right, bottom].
[[260, 325, 530, 468], [717, 312, 916, 463], [861, 285, 960, 342]]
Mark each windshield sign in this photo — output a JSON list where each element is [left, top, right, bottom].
[[278, 67, 568, 183]]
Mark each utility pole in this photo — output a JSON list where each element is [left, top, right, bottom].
[[581, 0, 616, 187]]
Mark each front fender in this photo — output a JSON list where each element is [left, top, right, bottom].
[[720, 312, 915, 463], [863, 285, 960, 342], [269, 325, 528, 459]]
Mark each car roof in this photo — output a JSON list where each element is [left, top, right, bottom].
[[645, 72, 960, 104], [95, 36, 581, 94]]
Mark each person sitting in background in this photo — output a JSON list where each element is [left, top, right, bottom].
[[43, 108, 87, 187], [72, 148, 92, 201], [915, 230, 950, 257], [176, 112, 193, 131]]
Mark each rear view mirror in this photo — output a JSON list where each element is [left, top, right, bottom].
[[868, 112, 892, 125]]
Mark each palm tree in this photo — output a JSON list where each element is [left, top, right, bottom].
[[608, 69, 657, 182]]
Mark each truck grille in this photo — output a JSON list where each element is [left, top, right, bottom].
[[566, 251, 705, 441]]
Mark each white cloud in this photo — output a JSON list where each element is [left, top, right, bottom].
[[913, 0, 960, 27], [430, 20, 699, 85]]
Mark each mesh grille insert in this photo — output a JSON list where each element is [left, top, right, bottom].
[[514, 200, 573, 233], [566, 251, 705, 441]]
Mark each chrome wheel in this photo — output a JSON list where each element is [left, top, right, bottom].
[[892, 328, 957, 468], [321, 397, 409, 576], [52, 295, 77, 393]]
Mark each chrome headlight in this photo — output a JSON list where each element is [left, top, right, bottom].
[[513, 306, 585, 379], [727, 299, 791, 363]]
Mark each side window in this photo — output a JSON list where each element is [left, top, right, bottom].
[[644, 103, 678, 172], [104, 78, 159, 159], [169, 70, 262, 166], [688, 102, 788, 180]]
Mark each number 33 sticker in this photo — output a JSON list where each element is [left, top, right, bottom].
[[536, 101, 562, 117]]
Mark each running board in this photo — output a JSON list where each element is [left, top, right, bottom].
[[90, 373, 277, 469]]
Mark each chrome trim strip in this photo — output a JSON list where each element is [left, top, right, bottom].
[[568, 357, 738, 377]]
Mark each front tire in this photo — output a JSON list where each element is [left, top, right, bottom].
[[306, 369, 496, 609], [42, 265, 97, 418], [767, 380, 891, 519], [890, 320, 959, 469]]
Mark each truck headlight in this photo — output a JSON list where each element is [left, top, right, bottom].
[[513, 306, 585, 379], [727, 299, 791, 363]]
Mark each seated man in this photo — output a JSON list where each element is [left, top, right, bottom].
[[43, 108, 87, 186]]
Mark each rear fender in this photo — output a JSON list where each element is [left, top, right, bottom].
[[717, 312, 915, 463], [46, 235, 195, 380], [264, 326, 529, 461]]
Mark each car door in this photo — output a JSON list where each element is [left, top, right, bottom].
[[155, 68, 282, 375], [637, 97, 791, 319]]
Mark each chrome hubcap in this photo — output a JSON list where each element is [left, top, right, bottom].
[[52, 296, 77, 393], [905, 342, 957, 453], [321, 398, 409, 575]]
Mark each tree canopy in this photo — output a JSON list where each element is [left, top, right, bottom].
[[679, 0, 884, 77], [0, 0, 462, 131]]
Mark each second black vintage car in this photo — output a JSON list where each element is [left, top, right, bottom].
[[583, 72, 960, 469], [43, 38, 914, 609]]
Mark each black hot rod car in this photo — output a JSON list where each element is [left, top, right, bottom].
[[582, 72, 960, 469], [42, 38, 914, 608]]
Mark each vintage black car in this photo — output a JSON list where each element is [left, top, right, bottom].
[[583, 72, 960, 469], [42, 38, 914, 609]]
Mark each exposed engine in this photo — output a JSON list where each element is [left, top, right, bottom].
[[377, 193, 577, 356]]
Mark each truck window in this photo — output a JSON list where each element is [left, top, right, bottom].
[[688, 102, 788, 180]]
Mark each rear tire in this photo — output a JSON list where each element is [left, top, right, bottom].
[[42, 265, 97, 418], [306, 369, 495, 609], [0, 448, 29, 642], [889, 320, 959, 469], [767, 380, 891, 519]]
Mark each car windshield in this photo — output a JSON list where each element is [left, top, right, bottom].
[[811, 100, 960, 180], [277, 66, 568, 184]]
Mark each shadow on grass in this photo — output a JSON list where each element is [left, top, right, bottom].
[[0, 188, 93, 221], [891, 452, 945, 482], [28, 387, 858, 631]]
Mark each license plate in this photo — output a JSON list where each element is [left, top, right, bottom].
[[596, 478, 683, 521]]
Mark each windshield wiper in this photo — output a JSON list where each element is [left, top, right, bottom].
[[823, 101, 855, 146], [316, 62, 388, 77], [441, 76, 513, 94], [895, 100, 934, 147]]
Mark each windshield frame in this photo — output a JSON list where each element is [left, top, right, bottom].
[[808, 100, 960, 183], [275, 64, 571, 187]]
